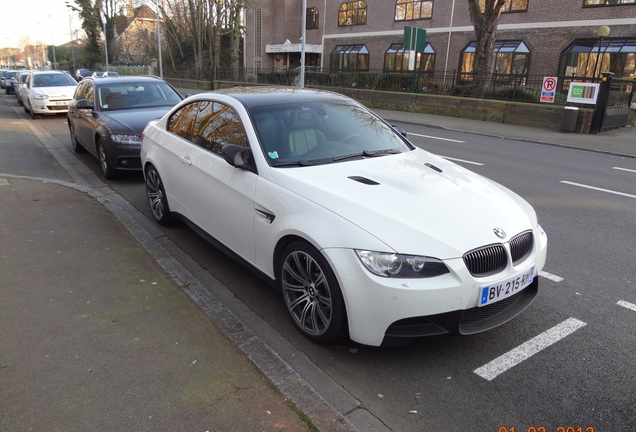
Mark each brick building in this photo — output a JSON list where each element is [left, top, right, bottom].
[[244, 0, 636, 80]]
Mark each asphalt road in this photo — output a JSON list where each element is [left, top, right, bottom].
[[2, 91, 635, 432]]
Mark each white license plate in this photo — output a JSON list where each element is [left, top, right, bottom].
[[479, 266, 535, 307], [53, 101, 68, 105]]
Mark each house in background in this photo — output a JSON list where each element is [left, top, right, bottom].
[[244, 0, 636, 80], [113, 1, 160, 65]]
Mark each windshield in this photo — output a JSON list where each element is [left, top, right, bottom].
[[249, 101, 411, 166], [32, 73, 77, 87], [98, 82, 182, 111]]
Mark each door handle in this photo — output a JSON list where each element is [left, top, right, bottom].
[[180, 155, 192, 165]]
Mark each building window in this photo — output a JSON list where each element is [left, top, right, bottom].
[[330, 44, 369, 71], [338, 1, 367, 26], [561, 38, 636, 78], [584, 0, 635, 5], [307, 7, 319, 29], [385, 42, 435, 73], [479, 0, 528, 12], [460, 40, 530, 80], [395, 0, 433, 21]]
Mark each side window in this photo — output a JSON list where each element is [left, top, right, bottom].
[[84, 82, 95, 105], [168, 102, 200, 141], [191, 101, 247, 155]]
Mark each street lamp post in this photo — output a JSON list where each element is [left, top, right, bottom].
[[299, 0, 306, 88], [66, 2, 78, 73], [102, 14, 109, 71], [593, 25, 611, 78], [154, 0, 163, 78]]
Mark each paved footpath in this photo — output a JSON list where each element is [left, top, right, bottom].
[[0, 176, 314, 432]]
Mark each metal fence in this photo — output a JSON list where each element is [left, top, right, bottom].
[[165, 67, 635, 107]]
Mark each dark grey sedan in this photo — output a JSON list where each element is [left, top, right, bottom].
[[67, 76, 183, 178]]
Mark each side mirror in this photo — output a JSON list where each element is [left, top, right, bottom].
[[76, 99, 93, 110], [221, 144, 256, 173], [392, 125, 407, 138]]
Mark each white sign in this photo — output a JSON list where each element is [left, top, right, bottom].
[[567, 82, 600, 105], [540, 76, 558, 103]]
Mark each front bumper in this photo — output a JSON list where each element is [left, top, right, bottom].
[[31, 99, 71, 115], [105, 141, 143, 171], [323, 225, 548, 346]]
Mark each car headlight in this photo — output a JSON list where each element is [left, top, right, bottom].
[[112, 134, 142, 145], [355, 250, 450, 278], [33, 93, 48, 100]]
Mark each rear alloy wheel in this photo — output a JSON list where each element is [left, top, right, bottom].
[[145, 165, 173, 225], [279, 241, 348, 344], [97, 138, 115, 179], [69, 125, 86, 153]]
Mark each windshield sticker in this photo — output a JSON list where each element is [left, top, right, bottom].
[[268, 151, 279, 159]]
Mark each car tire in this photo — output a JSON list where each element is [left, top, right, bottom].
[[278, 241, 348, 344], [69, 124, 86, 153], [97, 138, 116, 179], [144, 165, 173, 225]]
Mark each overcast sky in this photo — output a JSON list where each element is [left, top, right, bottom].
[[0, 0, 82, 48]]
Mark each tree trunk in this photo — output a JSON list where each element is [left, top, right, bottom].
[[467, 0, 505, 98]]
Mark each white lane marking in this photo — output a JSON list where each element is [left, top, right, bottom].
[[613, 167, 636, 174], [539, 271, 563, 282], [474, 318, 587, 381], [560, 181, 636, 199], [440, 156, 484, 166], [618, 300, 636, 312], [408, 132, 465, 143]]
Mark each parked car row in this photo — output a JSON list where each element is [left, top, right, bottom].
[[4, 70, 78, 117], [76, 68, 120, 81], [4, 77, 548, 347]]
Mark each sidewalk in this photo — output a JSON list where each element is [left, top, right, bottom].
[[0, 176, 313, 432], [372, 108, 636, 158]]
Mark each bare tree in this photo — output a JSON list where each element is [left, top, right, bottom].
[[467, 0, 506, 97]]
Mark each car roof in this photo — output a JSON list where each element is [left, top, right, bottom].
[[209, 86, 357, 109], [85, 75, 167, 85], [30, 70, 70, 75]]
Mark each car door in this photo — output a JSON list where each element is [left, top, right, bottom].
[[166, 99, 259, 265], [70, 81, 97, 153]]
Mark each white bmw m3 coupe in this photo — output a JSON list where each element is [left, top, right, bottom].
[[140, 87, 547, 347]]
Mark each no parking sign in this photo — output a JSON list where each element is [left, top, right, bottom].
[[540, 76, 557, 103]]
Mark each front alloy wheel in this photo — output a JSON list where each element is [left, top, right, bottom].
[[145, 165, 173, 225], [279, 241, 347, 344]]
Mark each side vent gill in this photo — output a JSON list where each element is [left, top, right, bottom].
[[348, 176, 380, 185]]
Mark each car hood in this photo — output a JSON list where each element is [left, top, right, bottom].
[[33, 86, 77, 98], [100, 107, 173, 135], [266, 150, 537, 259]]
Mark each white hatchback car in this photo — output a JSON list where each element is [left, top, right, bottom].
[[141, 87, 548, 347], [23, 71, 77, 119]]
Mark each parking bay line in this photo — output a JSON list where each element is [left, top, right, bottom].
[[613, 167, 636, 174], [474, 317, 587, 381], [617, 300, 636, 312], [440, 156, 484, 166], [408, 132, 465, 143], [539, 271, 563, 282], [561, 180, 636, 199]]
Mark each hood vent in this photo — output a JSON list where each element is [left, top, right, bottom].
[[425, 163, 443, 173], [348, 176, 380, 185]]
